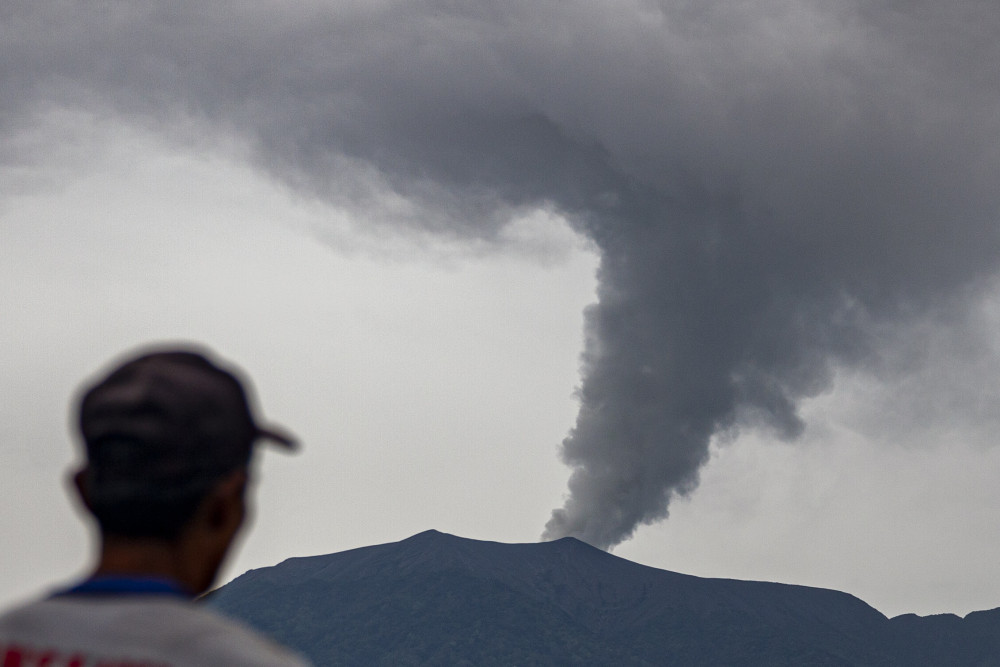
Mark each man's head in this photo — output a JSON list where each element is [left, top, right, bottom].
[[73, 346, 296, 544]]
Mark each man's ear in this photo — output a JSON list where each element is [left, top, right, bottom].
[[203, 468, 248, 531], [70, 467, 94, 511]]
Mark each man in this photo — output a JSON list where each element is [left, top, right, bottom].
[[0, 346, 310, 665]]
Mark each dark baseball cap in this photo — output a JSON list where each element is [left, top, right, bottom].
[[78, 346, 297, 503]]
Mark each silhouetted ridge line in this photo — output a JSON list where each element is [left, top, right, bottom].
[[207, 530, 1000, 665]]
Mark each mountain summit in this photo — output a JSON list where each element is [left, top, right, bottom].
[[208, 530, 1000, 665]]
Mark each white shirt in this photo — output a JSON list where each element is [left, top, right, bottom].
[[0, 594, 310, 666]]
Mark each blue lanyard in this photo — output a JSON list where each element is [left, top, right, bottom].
[[55, 575, 192, 599]]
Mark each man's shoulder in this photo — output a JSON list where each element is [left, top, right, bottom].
[[0, 595, 310, 666]]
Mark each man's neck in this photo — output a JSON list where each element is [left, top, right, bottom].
[[94, 536, 205, 595]]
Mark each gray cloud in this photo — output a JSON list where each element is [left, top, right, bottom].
[[5, 0, 1000, 548]]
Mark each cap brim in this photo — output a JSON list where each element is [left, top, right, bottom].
[[255, 425, 299, 450]]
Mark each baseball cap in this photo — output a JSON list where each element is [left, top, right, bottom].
[[78, 346, 297, 504]]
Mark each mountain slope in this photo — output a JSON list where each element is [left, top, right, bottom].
[[206, 530, 1000, 666]]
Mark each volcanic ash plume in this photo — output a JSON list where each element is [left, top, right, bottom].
[[5, 1, 1000, 549]]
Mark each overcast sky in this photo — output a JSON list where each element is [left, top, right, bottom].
[[4, 1, 1000, 619]]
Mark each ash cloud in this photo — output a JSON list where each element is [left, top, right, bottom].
[[5, 1, 1000, 548]]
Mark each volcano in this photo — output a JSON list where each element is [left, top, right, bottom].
[[207, 530, 1000, 665]]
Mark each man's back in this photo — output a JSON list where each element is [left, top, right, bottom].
[[0, 592, 307, 666]]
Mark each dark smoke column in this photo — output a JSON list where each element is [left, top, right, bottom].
[[542, 283, 720, 550], [541, 196, 828, 549], [542, 224, 724, 549]]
